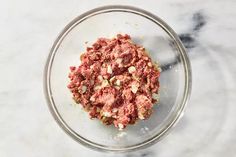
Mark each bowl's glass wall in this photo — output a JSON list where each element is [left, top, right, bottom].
[[49, 11, 186, 148]]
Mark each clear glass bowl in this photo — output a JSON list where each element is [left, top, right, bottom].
[[44, 5, 192, 152]]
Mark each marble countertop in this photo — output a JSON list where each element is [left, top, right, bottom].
[[1, 0, 236, 156]]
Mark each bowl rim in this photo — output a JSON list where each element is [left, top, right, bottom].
[[44, 5, 192, 152]]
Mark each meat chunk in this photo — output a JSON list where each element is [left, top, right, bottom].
[[135, 95, 153, 119]]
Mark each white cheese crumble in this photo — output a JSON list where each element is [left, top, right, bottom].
[[138, 113, 145, 120], [114, 86, 120, 90], [107, 65, 113, 74], [81, 85, 87, 93], [103, 111, 112, 117], [94, 85, 101, 90], [115, 80, 121, 86], [131, 84, 138, 93], [90, 96, 95, 102], [116, 58, 122, 64], [112, 108, 118, 113], [152, 93, 159, 100], [101, 79, 109, 88], [128, 66, 136, 73], [109, 76, 116, 82], [96, 108, 101, 112], [132, 75, 139, 81], [98, 75, 103, 81], [118, 123, 124, 130]]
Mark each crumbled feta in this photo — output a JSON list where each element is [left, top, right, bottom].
[[98, 75, 103, 81], [138, 113, 145, 120], [96, 108, 101, 112], [152, 93, 159, 100], [118, 123, 124, 130], [103, 111, 112, 117], [94, 85, 101, 90], [112, 108, 118, 113], [114, 86, 120, 90], [131, 84, 138, 93], [107, 65, 113, 74], [90, 96, 95, 102], [90, 65, 94, 69], [81, 85, 87, 93], [128, 66, 136, 73], [132, 75, 139, 81], [109, 76, 116, 82], [115, 80, 121, 86], [116, 58, 122, 64], [101, 79, 109, 87]]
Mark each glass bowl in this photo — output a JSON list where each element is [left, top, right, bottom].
[[44, 5, 192, 152]]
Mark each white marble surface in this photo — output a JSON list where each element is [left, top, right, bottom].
[[1, 0, 236, 156]]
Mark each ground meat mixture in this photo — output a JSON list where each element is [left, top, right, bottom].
[[67, 34, 160, 130]]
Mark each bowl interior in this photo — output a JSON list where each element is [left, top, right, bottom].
[[46, 7, 189, 151]]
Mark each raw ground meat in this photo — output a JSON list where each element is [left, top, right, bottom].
[[68, 34, 161, 130]]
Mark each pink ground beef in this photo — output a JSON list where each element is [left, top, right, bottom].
[[68, 34, 160, 130]]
